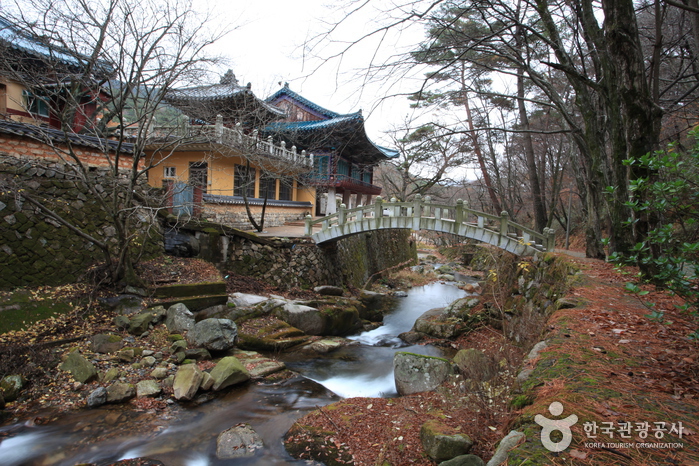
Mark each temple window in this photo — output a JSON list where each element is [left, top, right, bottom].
[[260, 174, 277, 200], [234, 165, 255, 198], [22, 89, 49, 117], [279, 177, 292, 201]]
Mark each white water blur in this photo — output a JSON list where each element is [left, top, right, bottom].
[[287, 282, 470, 398], [0, 431, 52, 466]]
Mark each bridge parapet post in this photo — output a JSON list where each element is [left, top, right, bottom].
[[455, 199, 464, 225], [374, 196, 383, 228], [304, 214, 312, 236], [545, 228, 556, 252], [413, 194, 422, 218], [338, 203, 347, 225], [390, 198, 400, 217], [500, 211, 510, 236]]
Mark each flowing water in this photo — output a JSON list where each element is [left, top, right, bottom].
[[0, 281, 470, 465]]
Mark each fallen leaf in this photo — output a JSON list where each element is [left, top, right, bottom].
[[569, 449, 588, 460]]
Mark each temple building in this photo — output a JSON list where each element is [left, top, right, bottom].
[[144, 71, 317, 228], [265, 84, 398, 215], [145, 73, 398, 228]]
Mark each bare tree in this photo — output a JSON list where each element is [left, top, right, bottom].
[[308, 0, 687, 263], [0, 0, 223, 285], [377, 122, 471, 201]]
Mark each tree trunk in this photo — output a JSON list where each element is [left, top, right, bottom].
[[517, 64, 548, 232]]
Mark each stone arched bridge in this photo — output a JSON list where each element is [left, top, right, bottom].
[[304, 195, 555, 256]]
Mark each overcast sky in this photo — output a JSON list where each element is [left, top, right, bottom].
[[203, 0, 430, 146]]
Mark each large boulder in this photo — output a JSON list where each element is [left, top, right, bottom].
[[186, 318, 238, 352], [273, 303, 325, 335], [165, 303, 195, 333], [0, 375, 26, 402], [358, 290, 393, 321], [393, 352, 452, 396], [60, 352, 98, 384], [420, 419, 474, 462], [236, 317, 309, 352], [173, 364, 203, 401], [413, 308, 469, 339], [273, 302, 362, 336], [216, 423, 264, 459], [210, 356, 250, 391]]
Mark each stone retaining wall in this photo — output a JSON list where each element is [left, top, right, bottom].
[[201, 203, 309, 230], [0, 155, 161, 288], [170, 222, 417, 290]]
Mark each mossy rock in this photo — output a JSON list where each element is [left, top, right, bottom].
[[319, 305, 363, 336], [237, 317, 309, 351]]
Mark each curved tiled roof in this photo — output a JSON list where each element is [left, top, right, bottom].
[[266, 84, 343, 119], [0, 15, 114, 77], [164, 73, 286, 124], [264, 88, 399, 160], [0, 119, 136, 154]]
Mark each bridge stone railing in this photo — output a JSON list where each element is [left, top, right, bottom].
[[305, 195, 556, 255]]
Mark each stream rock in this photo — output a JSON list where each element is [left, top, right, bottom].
[[413, 308, 468, 339], [420, 419, 473, 462], [394, 352, 452, 395], [150, 367, 169, 379], [106, 382, 136, 403], [184, 348, 212, 361], [173, 364, 203, 401], [210, 356, 250, 391], [309, 338, 345, 354], [216, 423, 264, 459], [128, 310, 158, 335], [86, 387, 107, 408], [185, 318, 238, 351], [165, 303, 195, 333], [60, 352, 98, 384], [136, 380, 162, 398], [91, 334, 123, 354], [236, 317, 309, 351], [0, 375, 26, 402], [358, 289, 392, 321], [273, 303, 325, 335]]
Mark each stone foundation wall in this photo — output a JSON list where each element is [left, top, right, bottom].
[[0, 155, 162, 288], [172, 223, 417, 290], [201, 203, 309, 230]]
